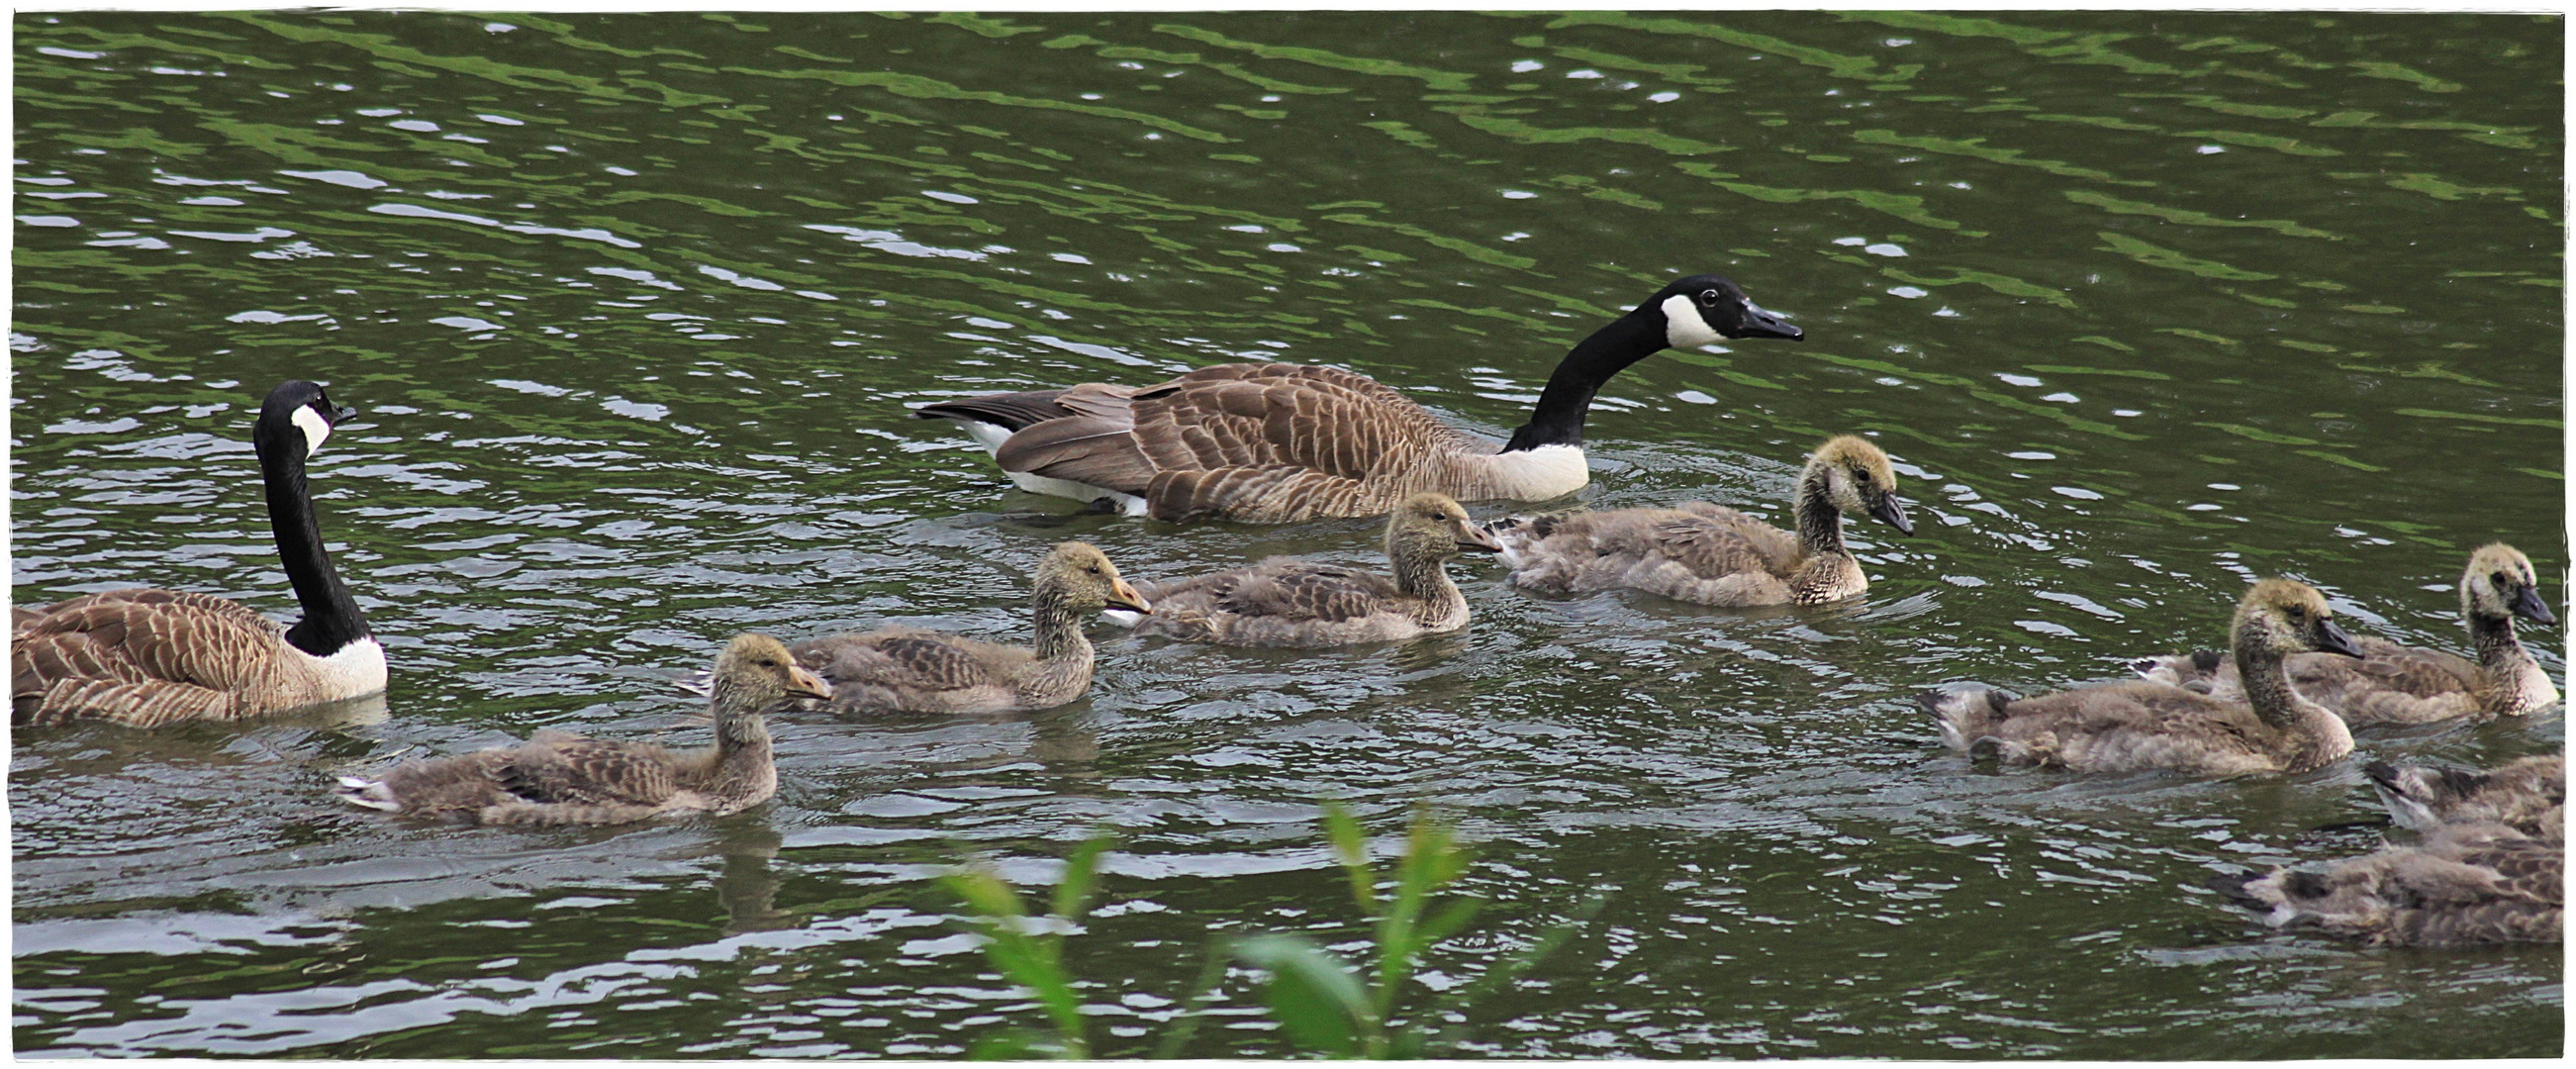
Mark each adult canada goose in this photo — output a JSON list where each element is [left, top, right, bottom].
[[2367, 753, 2565, 835], [2130, 543, 2559, 725], [1917, 579, 2366, 776], [1115, 492, 1503, 647], [2210, 819, 2563, 947], [1484, 435, 1912, 605], [13, 380, 385, 728], [335, 633, 826, 825], [913, 275, 1802, 523], [790, 541, 1149, 714]]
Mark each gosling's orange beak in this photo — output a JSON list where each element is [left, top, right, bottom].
[[785, 664, 832, 701], [1455, 519, 1504, 554], [1106, 577, 1153, 616]]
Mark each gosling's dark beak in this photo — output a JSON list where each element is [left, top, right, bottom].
[[784, 664, 832, 702], [2510, 584, 2556, 627], [1456, 520, 1504, 554], [1105, 577, 1153, 616], [2314, 618, 2365, 659], [1732, 301, 1803, 341], [1869, 493, 1914, 536]]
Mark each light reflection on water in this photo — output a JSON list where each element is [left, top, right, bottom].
[[11, 8, 2565, 1059]]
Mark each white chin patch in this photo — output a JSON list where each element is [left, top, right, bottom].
[[1660, 294, 1722, 348], [290, 406, 334, 458]]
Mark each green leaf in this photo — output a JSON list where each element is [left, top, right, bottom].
[[1236, 933, 1371, 1057], [1416, 897, 1484, 948], [943, 868, 1028, 922], [1052, 835, 1111, 923], [1321, 803, 1379, 916]]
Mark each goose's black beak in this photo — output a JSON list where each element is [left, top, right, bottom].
[[2314, 618, 2365, 659], [1733, 302, 1803, 341], [2510, 584, 2556, 627], [1869, 494, 1913, 535]]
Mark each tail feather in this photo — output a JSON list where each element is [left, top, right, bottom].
[[334, 775, 402, 813], [913, 389, 1075, 432]]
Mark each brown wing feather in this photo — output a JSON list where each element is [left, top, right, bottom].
[[496, 734, 679, 807], [12, 596, 291, 725], [1211, 563, 1404, 624], [791, 630, 1003, 692], [990, 364, 1479, 519]]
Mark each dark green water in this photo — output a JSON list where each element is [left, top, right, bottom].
[[10, 10, 2563, 1058]]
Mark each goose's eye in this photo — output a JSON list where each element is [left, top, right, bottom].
[[2492, 570, 2510, 589], [1087, 564, 1102, 575], [2285, 606, 2308, 623], [1699, 288, 1721, 306]]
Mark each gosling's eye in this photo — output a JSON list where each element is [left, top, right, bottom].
[[1087, 564, 1102, 575], [2493, 571, 2510, 588], [2285, 606, 2308, 623], [1699, 288, 1721, 305]]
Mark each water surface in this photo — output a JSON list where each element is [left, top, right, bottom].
[[11, 10, 2564, 1058]]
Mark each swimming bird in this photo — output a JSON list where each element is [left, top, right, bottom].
[[790, 541, 1148, 714], [2367, 753, 2565, 836], [2210, 818, 2562, 947], [1484, 434, 1911, 605], [14, 380, 386, 728], [912, 275, 1802, 523], [1917, 579, 2365, 776], [1116, 492, 1502, 647], [2130, 543, 2559, 725], [335, 633, 825, 825]]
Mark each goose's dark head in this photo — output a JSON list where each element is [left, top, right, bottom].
[[1641, 274, 1802, 347], [255, 380, 359, 462]]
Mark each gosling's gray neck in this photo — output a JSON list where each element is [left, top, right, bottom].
[[1021, 590, 1098, 701], [702, 683, 778, 796], [2468, 610, 2551, 709], [2232, 627, 2351, 767], [2468, 611, 2534, 673], [1793, 463, 1849, 559], [1388, 540, 1467, 626], [1029, 589, 1096, 664]]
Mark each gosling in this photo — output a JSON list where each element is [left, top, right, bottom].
[[2210, 818, 2562, 947], [1117, 493, 1501, 647], [1485, 435, 1911, 606], [2367, 752, 2564, 837], [1918, 579, 2364, 776], [792, 541, 1149, 714], [2131, 543, 2558, 725], [334, 633, 824, 825]]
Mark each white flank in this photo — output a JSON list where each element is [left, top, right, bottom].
[[999, 469, 1149, 515], [951, 418, 1016, 454], [1480, 442, 1591, 501], [1660, 293, 1721, 348], [291, 405, 334, 457], [301, 636, 390, 699]]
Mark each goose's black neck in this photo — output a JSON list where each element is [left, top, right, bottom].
[[1792, 463, 1848, 558], [254, 424, 370, 655], [1501, 311, 1667, 453]]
